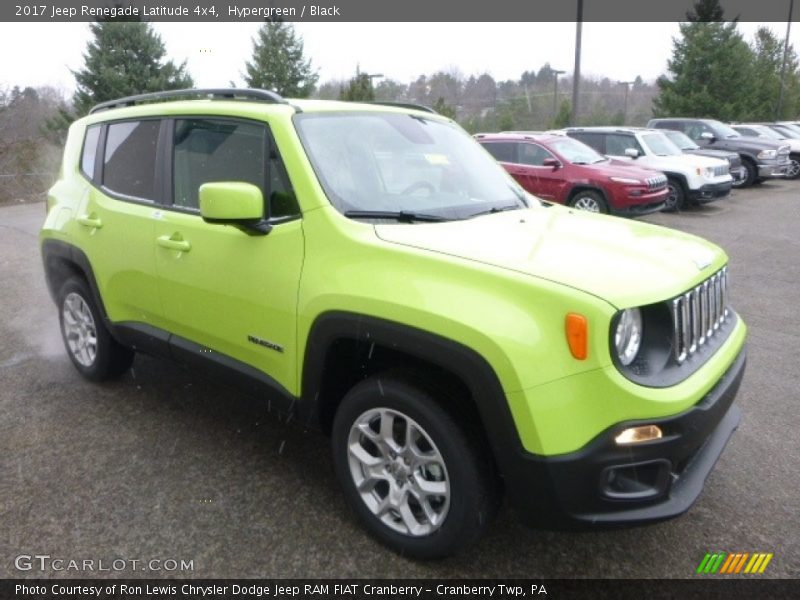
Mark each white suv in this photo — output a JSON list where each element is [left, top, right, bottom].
[[560, 127, 733, 211]]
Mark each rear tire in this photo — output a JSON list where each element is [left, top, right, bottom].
[[58, 277, 134, 381], [331, 373, 500, 559], [569, 190, 608, 214]]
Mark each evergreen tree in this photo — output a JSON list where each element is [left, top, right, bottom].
[[653, 0, 757, 120], [72, 22, 193, 116], [432, 97, 457, 119], [339, 73, 376, 101], [750, 27, 800, 120], [244, 22, 318, 97]]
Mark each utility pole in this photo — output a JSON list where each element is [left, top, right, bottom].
[[776, 0, 794, 120], [571, 0, 583, 126], [552, 69, 566, 122], [619, 81, 635, 125]]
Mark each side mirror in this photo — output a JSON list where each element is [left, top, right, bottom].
[[700, 131, 716, 142], [199, 182, 271, 235], [624, 148, 640, 158], [542, 157, 562, 168]]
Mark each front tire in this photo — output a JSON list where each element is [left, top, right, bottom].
[[569, 190, 608, 213], [787, 154, 800, 180], [58, 277, 134, 381], [331, 373, 499, 559], [740, 159, 757, 187], [663, 177, 686, 212]]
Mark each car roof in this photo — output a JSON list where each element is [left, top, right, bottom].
[[473, 132, 564, 143], [564, 126, 665, 135]]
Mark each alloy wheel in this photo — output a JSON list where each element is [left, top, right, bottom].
[[572, 195, 601, 212], [62, 292, 98, 367]]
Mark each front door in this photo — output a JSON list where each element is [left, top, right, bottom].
[[153, 117, 304, 394]]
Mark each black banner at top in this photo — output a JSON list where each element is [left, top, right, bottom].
[[2, 0, 800, 22]]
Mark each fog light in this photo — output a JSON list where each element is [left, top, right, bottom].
[[615, 424, 663, 445]]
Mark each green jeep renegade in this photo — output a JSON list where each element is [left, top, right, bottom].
[[40, 89, 747, 559]]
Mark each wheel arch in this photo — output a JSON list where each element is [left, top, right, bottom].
[[41, 239, 110, 323], [299, 311, 523, 479]]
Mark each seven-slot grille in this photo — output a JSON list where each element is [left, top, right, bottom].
[[670, 267, 730, 364], [646, 175, 667, 191], [712, 164, 729, 177]]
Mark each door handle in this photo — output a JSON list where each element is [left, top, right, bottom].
[[77, 214, 102, 229], [157, 234, 191, 253]]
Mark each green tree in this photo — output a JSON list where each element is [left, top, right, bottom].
[[339, 73, 376, 101], [653, 0, 757, 120], [750, 27, 800, 120], [72, 22, 193, 117], [244, 21, 318, 97], [553, 99, 572, 128], [432, 97, 457, 119]]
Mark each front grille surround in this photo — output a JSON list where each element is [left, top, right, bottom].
[[712, 164, 728, 177], [670, 267, 729, 364]]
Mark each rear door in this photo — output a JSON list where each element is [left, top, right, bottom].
[[153, 116, 304, 394], [75, 119, 164, 325], [480, 141, 540, 193]]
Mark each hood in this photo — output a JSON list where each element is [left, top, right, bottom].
[[715, 135, 785, 151], [683, 148, 738, 161], [374, 206, 726, 308], [584, 159, 663, 180]]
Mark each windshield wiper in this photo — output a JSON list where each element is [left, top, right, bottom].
[[467, 204, 522, 219], [344, 210, 447, 223]]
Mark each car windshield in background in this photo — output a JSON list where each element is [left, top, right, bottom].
[[711, 121, 741, 138], [663, 130, 699, 150], [549, 137, 606, 164], [294, 112, 527, 221], [641, 133, 682, 156], [755, 126, 786, 140]]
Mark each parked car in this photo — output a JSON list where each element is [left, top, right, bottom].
[[730, 124, 800, 179], [561, 127, 732, 211], [648, 118, 791, 186], [41, 88, 747, 559], [659, 129, 747, 187], [475, 132, 668, 216]]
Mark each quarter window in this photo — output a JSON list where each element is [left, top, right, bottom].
[[81, 125, 100, 180], [103, 120, 160, 201]]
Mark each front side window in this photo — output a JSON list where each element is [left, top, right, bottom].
[[103, 120, 160, 201], [81, 125, 100, 180], [173, 119, 267, 211], [548, 137, 606, 164], [295, 113, 526, 220], [518, 143, 554, 166], [640, 133, 682, 157], [606, 134, 643, 156]]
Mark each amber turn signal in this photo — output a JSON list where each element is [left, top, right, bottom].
[[615, 425, 663, 445], [565, 313, 588, 360]]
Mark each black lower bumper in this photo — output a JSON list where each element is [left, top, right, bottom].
[[689, 181, 733, 203], [504, 348, 746, 528], [613, 199, 666, 217]]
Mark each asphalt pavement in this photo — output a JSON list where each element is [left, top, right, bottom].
[[0, 182, 798, 578]]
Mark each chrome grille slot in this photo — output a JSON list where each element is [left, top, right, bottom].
[[713, 165, 728, 177], [671, 266, 730, 363]]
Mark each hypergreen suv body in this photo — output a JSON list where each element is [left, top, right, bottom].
[[41, 89, 747, 558]]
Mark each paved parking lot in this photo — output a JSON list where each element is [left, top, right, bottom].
[[1, 182, 798, 578]]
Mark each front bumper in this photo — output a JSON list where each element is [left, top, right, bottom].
[[688, 181, 733, 203], [758, 162, 790, 178], [504, 348, 746, 528]]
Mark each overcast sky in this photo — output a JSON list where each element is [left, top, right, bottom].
[[0, 22, 794, 95]]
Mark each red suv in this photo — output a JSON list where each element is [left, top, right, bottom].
[[476, 133, 668, 216]]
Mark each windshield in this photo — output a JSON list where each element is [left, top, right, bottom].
[[662, 130, 698, 150], [751, 125, 785, 140], [640, 133, 682, 156], [549, 137, 606, 164], [294, 112, 527, 220], [709, 121, 740, 138], [773, 123, 800, 138]]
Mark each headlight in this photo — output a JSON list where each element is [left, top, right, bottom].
[[609, 176, 642, 185], [757, 149, 777, 160], [614, 308, 642, 366], [696, 166, 715, 177]]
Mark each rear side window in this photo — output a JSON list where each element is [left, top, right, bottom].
[[173, 118, 266, 211], [81, 125, 100, 180], [481, 142, 517, 163], [103, 120, 160, 201]]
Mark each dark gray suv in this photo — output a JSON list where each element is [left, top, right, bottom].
[[648, 118, 790, 187]]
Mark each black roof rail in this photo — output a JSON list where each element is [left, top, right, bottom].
[[89, 88, 287, 114], [362, 101, 438, 114]]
